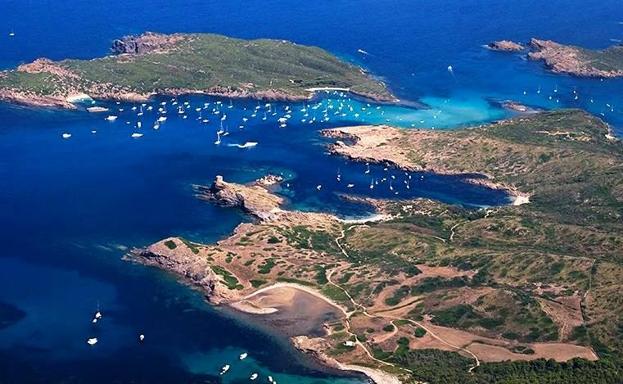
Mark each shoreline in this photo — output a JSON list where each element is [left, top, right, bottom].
[[322, 126, 531, 206], [0, 86, 397, 111], [227, 282, 403, 384]]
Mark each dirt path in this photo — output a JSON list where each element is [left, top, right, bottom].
[[330, 230, 481, 373]]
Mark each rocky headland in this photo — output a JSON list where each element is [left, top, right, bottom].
[[490, 37, 623, 78]]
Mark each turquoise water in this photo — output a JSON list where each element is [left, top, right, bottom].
[[1, 1, 622, 382]]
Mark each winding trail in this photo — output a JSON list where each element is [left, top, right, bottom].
[[330, 228, 481, 373], [238, 222, 482, 378]]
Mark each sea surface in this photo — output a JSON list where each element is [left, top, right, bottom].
[[0, 1, 622, 383]]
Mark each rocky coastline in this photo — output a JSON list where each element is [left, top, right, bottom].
[[489, 37, 623, 78], [124, 175, 405, 384], [527, 38, 623, 78], [0, 32, 396, 109], [487, 40, 525, 52], [322, 126, 529, 205]]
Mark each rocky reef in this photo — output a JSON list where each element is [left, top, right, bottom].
[[487, 40, 524, 52]]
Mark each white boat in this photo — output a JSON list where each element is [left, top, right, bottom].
[[250, 373, 258, 380], [87, 337, 98, 346], [131, 133, 144, 138], [239, 352, 248, 360], [214, 131, 221, 145], [137, 121, 142, 129], [157, 116, 167, 123], [105, 115, 118, 121], [9, 31, 15, 37], [220, 365, 230, 375], [62, 133, 72, 139], [95, 311, 102, 320], [347, 184, 354, 188], [153, 123, 160, 130], [139, 334, 145, 342], [316, 184, 322, 191], [228, 142, 258, 149], [268, 376, 274, 383]]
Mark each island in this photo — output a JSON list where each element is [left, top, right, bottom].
[[491, 38, 623, 78], [0, 32, 395, 109], [126, 110, 623, 383]]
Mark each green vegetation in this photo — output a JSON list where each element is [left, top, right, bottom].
[[0, 32, 392, 104], [257, 258, 276, 274], [384, 285, 411, 306], [575, 45, 623, 73], [249, 279, 267, 288], [414, 326, 427, 338], [410, 276, 468, 295], [179, 238, 200, 254], [211, 266, 243, 290], [163, 240, 177, 250], [321, 285, 351, 303], [341, 110, 623, 355], [390, 349, 622, 384]]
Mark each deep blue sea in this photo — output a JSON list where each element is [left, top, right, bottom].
[[0, 1, 622, 383]]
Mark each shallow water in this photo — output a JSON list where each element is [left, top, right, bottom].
[[1, 0, 622, 382]]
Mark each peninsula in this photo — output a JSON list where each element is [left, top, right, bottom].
[[127, 110, 623, 383], [0, 32, 395, 109], [491, 38, 623, 78]]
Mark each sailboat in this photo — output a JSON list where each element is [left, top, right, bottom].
[[214, 131, 222, 145], [220, 365, 230, 375]]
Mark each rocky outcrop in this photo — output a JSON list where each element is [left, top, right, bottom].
[[194, 176, 284, 221], [127, 243, 223, 302], [17, 58, 80, 78], [111, 32, 186, 55], [488, 40, 524, 52], [528, 38, 623, 78]]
